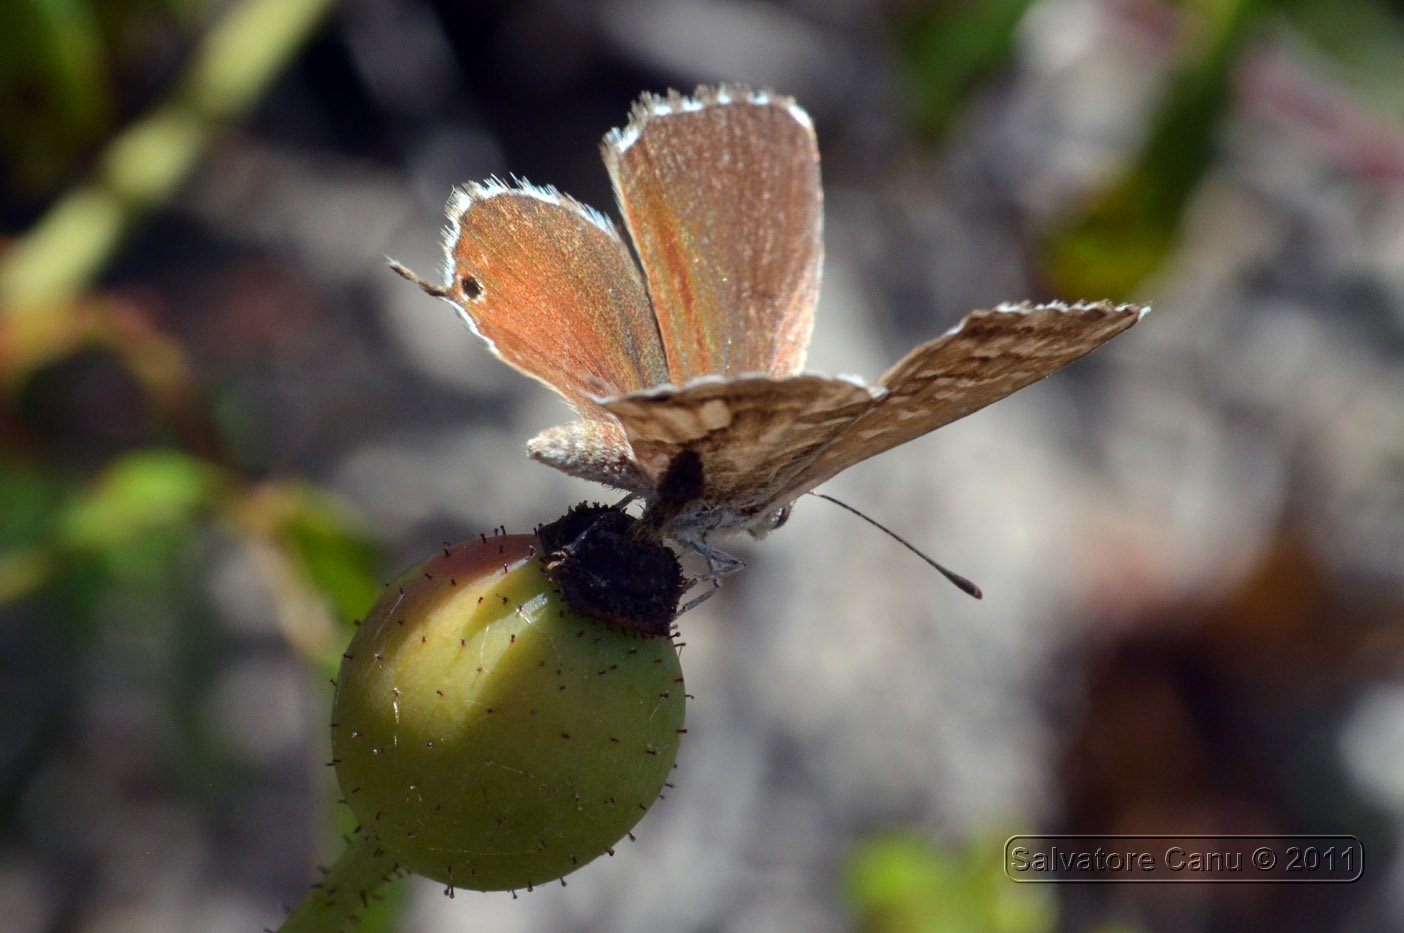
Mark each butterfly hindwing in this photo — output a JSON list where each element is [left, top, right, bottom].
[[602, 376, 880, 514], [773, 301, 1148, 503], [528, 420, 653, 494], [603, 86, 823, 382]]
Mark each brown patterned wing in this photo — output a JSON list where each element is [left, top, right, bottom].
[[603, 86, 823, 381], [424, 179, 670, 421], [773, 301, 1149, 500], [600, 376, 881, 517]]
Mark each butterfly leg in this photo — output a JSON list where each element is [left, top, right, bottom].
[[678, 586, 718, 615], [690, 540, 747, 581], [676, 552, 734, 615], [666, 535, 747, 617]]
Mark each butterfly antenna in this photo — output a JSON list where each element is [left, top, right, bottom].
[[387, 258, 452, 298], [808, 492, 983, 599]]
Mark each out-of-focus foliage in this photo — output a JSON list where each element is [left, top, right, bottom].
[[1283, 0, 1404, 123], [0, 0, 204, 199], [845, 831, 1055, 933], [0, 3, 369, 921], [56, 448, 218, 551], [0, 0, 337, 310], [1039, 0, 1276, 298], [276, 486, 381, 633], [895, 0, 1039, 138], [0, 0, 115, 197], [3, 0, 1404, 929]]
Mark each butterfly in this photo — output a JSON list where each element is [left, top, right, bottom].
[[393, 85, 1146, 581]]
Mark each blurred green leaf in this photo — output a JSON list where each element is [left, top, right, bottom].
[[1, 449, 221, 606], [0, 0, 340, 313], [1041, 0, 1278, 298], [845, 831, 1054, 933], [896, 0, 1037, 138], [0, 0, 114, 194], [55, 447, 220, 552], [1283, 0, 1404, 125], [278, 486, 380, 629], [0, 457, 68, 548]]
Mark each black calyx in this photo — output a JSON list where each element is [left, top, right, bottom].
[[538, 503, 684, 637]]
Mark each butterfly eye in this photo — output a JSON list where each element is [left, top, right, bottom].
[[460, 274, 484, 301], [747, 504, 791, 540]]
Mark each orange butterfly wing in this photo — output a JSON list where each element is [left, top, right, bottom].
[[604, 86, 823, 382]]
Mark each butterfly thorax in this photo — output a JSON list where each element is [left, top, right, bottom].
[[637, 447, 786, 541], [660, 499, 788, 542]]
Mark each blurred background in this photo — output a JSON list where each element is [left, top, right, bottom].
[[3, 0, 1404, 930]]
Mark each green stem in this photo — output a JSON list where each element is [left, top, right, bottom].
[[278, 833, 403, 933], [0, 0, 339, 315]]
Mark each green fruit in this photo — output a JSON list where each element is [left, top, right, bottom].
[[331, 534, 685, 892]]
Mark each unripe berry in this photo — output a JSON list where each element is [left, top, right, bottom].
[[331, 534, 685, 892]]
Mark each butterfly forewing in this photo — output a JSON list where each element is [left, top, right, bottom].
[[603, 86, 823, 382], [773, 301, 1148, 502], [602, 376, 879, 510], [438, 180, 670, 420]]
